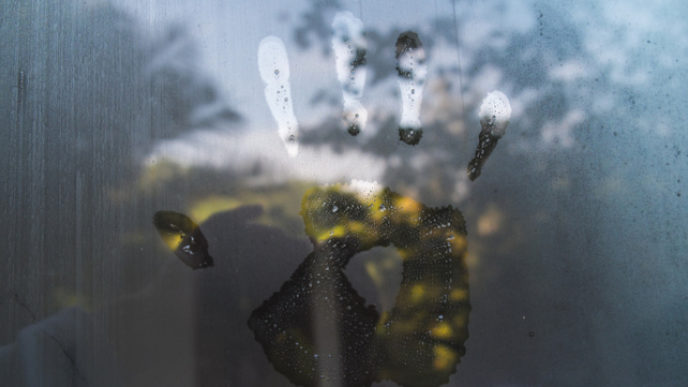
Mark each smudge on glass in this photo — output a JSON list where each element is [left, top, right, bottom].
[[467, 91, 512, 180], [332, 11, 368, 136], [395, 31, 427, 145], [153, 210, 214, 269], [258, 36, 300, 157]]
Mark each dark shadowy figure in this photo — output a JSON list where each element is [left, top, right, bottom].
[[249, 185, 470, 387]]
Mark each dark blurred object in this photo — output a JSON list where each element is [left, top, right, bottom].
[[467, 130, 500, 181], [153, 211, 214, 269]]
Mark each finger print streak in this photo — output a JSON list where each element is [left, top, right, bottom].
[[258, 36, 299, 157], [332, 11, 368, 136], [153, 211, 214, 269], [395, 31, 427, 145], [467, 91, 511, 181]]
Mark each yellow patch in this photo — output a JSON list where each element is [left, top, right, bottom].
[[188, 195, 241, 223], [364, 261, 383, 288], [431, 322, 453, 339], [410, 284, 425, 302], [433, 344, 457, 370], [159, 232, 184, 251], [449, 288, 468, 302]]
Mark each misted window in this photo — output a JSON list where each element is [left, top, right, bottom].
[[2, 1, 686, 386]]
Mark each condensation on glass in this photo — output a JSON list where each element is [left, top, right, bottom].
[[1, 1, 687, 386]]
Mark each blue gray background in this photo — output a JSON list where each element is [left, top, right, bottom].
[[1, 0, 687, 385]]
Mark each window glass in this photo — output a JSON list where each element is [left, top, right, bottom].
[[2, 1, 687, 386]]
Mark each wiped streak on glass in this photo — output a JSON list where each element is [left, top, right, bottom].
[[332, 11, 368, 136], [395, 31, 427, 146], [258, 36, 300, 157], [467, 90, 511, 181]]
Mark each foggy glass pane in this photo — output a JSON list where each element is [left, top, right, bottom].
[[2, 0, 687, 386]]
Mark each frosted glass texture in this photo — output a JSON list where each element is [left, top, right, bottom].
[[2, 1, 687, 386]]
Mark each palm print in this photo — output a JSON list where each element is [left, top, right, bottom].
[[154, 12, 511, 387]]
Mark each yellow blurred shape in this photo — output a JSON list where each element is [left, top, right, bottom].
[[188, 195, 242, 223], [431, 322, 453, 339], [393, 196, 421, 224], [448, 234, 467, 252], [410, 284, 425, 302], [317, 225, 347, 242], [433, 344, 457, 370], [54, 288, 90, 310], [396, 247, 415, 261], [465, 251, 479, 270], [477, 205, 503, 236], [159, 232, 184, 251], [449, 288, 468, 302], [382, 255, 398, 269], [364, 261, 383, 288], [138, 160, 187, 191], [348, 221, 377, 246], [370, 197, 387, 222], [453, 312, 469, 329], [188, 183, 306, 235]]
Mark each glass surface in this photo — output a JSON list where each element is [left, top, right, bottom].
[[2, 0, 687, 386]]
